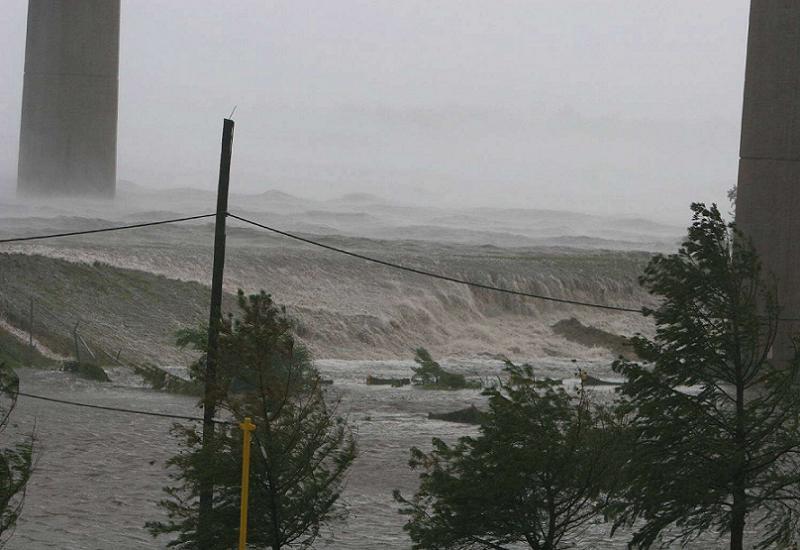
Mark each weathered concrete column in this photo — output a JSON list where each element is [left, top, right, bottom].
[[17, 0, 120, 198], [736, 1, 800, 361]]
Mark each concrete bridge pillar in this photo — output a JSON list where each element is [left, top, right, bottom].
[[17, 0, 120, 198], [736, 1, 800, 361]]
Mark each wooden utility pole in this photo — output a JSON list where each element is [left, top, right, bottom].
[[198, 118, 234, 547]]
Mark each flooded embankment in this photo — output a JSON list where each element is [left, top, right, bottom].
[[7, 358, 756, 549]]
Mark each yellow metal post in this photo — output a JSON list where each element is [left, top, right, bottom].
[[238, 417, 256, 550]]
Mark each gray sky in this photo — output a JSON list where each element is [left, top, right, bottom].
[[0, 1, 749, 223]]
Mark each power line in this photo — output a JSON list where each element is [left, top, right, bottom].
[[5, 210, 798, 321], [0, 213, 216, 244], [227, 213, 643, 314], [17, 391, 232, 424]]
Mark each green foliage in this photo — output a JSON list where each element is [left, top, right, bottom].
[[396, 361, 619, 550], [411, 348, 480, 390], [610, 203, 800, 549], [0, 329, 57, 370], [149, 290, 356, 550], [61, 360, 110, 382], [0, 364, 33, 548]]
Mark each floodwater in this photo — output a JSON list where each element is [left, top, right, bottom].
[[8, 359, 749, 549]]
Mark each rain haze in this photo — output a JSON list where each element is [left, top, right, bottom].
[[0, 0, 748, 223], [5, 2, 792, 549]]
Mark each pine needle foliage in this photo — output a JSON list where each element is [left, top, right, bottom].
[[395, 361, 619, 550], [610, 203, 800, 549], [0, 363, 33, 549], [149, 290, 356, 550]]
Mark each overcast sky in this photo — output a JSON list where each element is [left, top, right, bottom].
[[0, 1, 749, 223]]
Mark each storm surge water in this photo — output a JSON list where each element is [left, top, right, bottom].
[[10, 358, 755, 549], [0, 190, 670, 363], [0, 195, 696, 547], [0, 230, 656, 366]]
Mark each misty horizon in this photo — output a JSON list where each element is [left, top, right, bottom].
[[0, 1, 749, 224]]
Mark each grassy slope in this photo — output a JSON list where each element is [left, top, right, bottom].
[[0, 253, 232, 365], [0, 328, 58, 370]]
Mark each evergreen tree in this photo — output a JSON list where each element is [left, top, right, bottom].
[[395, 361, 619, 550], [149, 290, 356, 549], [611, 203, 800, 549], [0, 363, 33, 548]]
